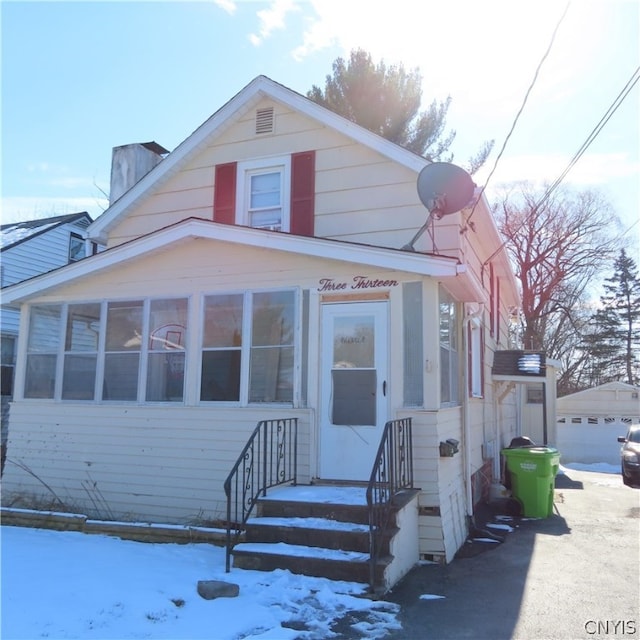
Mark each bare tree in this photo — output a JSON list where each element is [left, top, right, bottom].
[[493, 183, 621, 394]]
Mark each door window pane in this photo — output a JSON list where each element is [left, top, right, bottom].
[[332, 369, 376, 425], [333, 316, 374, 368]]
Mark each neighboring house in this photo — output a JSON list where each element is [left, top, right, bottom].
[[556, 382, 640, 465], [2, 76, 545, 588], [1, 212, 101, 473]]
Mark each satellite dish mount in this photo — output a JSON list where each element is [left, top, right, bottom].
[[403, 162, 475, 251]]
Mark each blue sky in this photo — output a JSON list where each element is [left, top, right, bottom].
[[1, 0, 638, 262]]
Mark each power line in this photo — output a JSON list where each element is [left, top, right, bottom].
[[465, 2, 571, 226], [533, 65, 640, 211]]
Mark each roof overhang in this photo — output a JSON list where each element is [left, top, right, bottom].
[[2, 218, 464, 306]]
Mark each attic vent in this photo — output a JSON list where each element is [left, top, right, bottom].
[[75, 218, 90, 229], [255, 107, 274, 134]]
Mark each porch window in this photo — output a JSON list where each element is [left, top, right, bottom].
[[22, 298, 188, 403], [62, 303, 100, 400], [439, 287, 460, 406], [103, 301, 143, 401], [249, 291, 294, 403], [146, 298, 188, 402], [24, 305, 62, 399], [201, 294, 243, 401], [200, 289, 295, 404]]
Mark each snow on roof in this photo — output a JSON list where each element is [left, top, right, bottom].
[[0, 213, 91, 250]]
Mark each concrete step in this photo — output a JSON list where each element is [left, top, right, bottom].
[[244, 516, 396, 553], [232, 541, 390, 584]]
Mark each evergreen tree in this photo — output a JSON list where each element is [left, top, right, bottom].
[[584, 249, 640, 385], [308, 48, 493, 173]]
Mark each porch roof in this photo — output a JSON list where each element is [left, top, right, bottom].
[[1, 217, 479, 306]]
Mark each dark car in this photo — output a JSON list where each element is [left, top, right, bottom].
[[617, 425, 640, 487]]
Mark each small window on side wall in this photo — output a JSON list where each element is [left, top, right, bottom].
[[69, 233, 86, 262]]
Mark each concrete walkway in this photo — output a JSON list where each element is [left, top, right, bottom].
[[383, 468, 639, 640]]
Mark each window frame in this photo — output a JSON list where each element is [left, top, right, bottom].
[[236, 156, 291, 231], [468, 316, 484, 398], [21, 297, 190, 404], [439, 286, 460, 407], [199, 287, 298, 406], [68, 232, 86, 262]]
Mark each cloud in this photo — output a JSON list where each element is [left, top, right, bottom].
[[213, 0, 236, 15], [249, 0, 298, 46]]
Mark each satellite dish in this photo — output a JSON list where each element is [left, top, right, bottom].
[[403, 162, 475, 251]]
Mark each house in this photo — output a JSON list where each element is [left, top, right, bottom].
[[2, 76, 531, 590], [555, 382, 640, 465], [1, 212, 102, 473]]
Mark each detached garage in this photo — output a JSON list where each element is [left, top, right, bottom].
[[556, 382, 640, 465]]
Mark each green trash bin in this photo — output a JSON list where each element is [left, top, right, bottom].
[[501, 446, 560, 518]]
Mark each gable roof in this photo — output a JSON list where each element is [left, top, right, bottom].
[[1, 212, 92, 251], [2, 217, 477, 307], [88, 75, 429, 243], [558, 381, 640, 401]]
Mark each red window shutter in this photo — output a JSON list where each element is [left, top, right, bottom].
[[290, 151, 315, 236], [213, 162, 237, 224]]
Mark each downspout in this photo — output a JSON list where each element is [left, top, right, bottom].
[[462, 303, 484, 528]]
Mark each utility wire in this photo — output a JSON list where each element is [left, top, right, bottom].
[[533, 65, 640, 211], [465, 2, 571, 226], [481, 66, 640, 269]]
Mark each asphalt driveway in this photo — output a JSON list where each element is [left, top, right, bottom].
[[383, 468, 640, 640]]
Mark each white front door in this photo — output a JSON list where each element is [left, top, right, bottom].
[[319, 301, 389, 480]]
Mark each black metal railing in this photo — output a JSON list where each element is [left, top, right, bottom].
[[366, 417, 414, 590], [224, 417, 298, 572]]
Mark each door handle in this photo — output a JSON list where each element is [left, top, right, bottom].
[[383, 380, 387, 396]]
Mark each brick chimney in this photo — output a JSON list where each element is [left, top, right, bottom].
[[109, 141, 169, 205]]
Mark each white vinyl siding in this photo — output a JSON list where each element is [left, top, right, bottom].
[[1, 402, 312, 524]]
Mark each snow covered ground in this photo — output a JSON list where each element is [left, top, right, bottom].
[[1, 463, 621, 639]]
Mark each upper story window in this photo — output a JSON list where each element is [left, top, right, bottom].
[[69, 233, 86, 262], [213, 152, 315, 237], [237, 157, 291, 231]]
